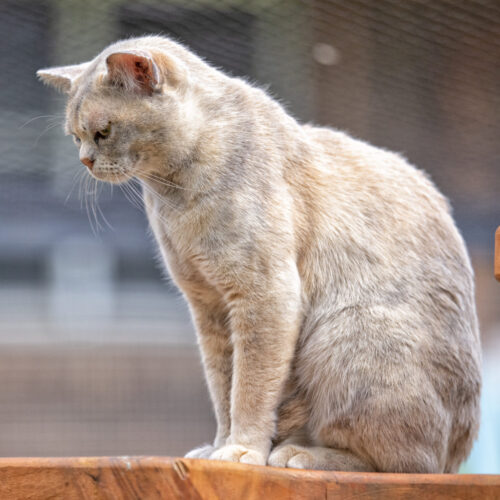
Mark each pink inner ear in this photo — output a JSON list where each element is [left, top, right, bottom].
[[106, 52, 158, 93]]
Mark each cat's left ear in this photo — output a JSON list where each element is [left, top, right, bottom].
[[106, 50, 161, 95], [37, 62, 91, 93]]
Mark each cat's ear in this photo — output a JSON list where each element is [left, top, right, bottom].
[[36, 62, 91, 93], [105, 50, 160, 95]]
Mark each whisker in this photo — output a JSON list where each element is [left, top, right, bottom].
[[64, 167, 86, 205], [83, 174, 97, 236], [114, 169, 146, 213], [95, 180, 114, 231], [19, 114, 64, 129], [88, 176, 98, 235], [32, 121, 65, 148], [73, 167, 187, 233], [89, 177, 98, 232], [120, 175, 175, 230], [92, 177, 104, 233], [136, 177, 170, 203], [139, 179, 181, 215], [121, 181, 144, 212], [78, 169, 88, 210], [136, 185, 182, 231]]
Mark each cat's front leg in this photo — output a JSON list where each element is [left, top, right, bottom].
[[183, 295, 233, 458], [210, 264, 302, 465]]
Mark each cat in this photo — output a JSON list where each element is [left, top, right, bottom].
[[37, 35, 481, 473]]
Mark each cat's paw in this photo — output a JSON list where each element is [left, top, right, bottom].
[[184, 444, 216, 459], [268, 444, 314, 469], [210, 444, 267, 465]]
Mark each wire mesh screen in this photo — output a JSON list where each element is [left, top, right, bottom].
[[0, 0, 499, 468]]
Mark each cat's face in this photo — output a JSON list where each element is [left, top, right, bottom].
[[38, 49, 195, 184], [64, 91, 165, 184]]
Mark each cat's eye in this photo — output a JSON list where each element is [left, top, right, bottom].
[[94, 124, 111, 144], [72, 135, 81, 145]]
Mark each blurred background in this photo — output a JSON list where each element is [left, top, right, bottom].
[[0, 0, 499, 472]]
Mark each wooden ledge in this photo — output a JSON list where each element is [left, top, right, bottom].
[[0, 456, 498, 499]]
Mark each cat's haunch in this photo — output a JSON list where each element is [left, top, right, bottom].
[[37, 35, 481, 473]]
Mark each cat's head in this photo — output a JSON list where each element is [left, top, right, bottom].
[[37, 43, 200, 184]]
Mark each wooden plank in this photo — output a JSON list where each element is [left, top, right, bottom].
[[0, 457, 498, 500], [495, 226, 500, 281]]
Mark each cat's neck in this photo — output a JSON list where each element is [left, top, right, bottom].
[[139, 166, 209, 209], [139, 79, 301, 213]]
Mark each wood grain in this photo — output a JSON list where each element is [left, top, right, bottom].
[[495, 226, 500, 281], [0, 457, 498, 500]]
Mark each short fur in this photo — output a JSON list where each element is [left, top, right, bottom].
[[37, 35, 481, 472]]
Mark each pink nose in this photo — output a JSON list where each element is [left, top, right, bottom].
[[81, 157, 94, 170]]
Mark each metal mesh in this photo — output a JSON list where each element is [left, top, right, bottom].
[[0, 0, 499, 465]]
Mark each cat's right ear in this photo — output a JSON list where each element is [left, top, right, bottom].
[[36, 62, 91, 93], [106, 50, 188, 95]]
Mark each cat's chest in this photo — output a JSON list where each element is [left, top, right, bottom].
[[147, 213, 225, 300], [145, 190, 209, 247], [143, 189, 219, 272]]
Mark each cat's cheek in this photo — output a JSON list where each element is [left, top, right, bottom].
[[126, 145, 144, 165]]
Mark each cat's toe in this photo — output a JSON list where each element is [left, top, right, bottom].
[[185, 444, 216, 459], [268, 445, 297, 467], [210, 444, 266, 465], [239, 449, 266, 465], [268, 444, 313, 469], [286, 451, 314, 469]]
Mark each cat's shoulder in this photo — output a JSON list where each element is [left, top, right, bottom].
[[299, 123, 449, 208]]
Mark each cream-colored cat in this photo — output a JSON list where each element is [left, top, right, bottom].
[[37, 35, 481, 472]]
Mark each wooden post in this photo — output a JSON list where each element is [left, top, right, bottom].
[[0, 457, 499, 500], [495, 226, 500, 281]]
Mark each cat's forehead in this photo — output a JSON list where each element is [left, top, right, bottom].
[[66, 89, 110, 134]]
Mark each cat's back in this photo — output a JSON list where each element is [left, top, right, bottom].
[[302, 124, 450, 216], [297, 124, 469, 272]]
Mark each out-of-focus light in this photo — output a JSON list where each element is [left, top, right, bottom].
[[312, 43, 341, 66]]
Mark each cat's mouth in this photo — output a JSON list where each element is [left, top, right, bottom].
[[88, 168, 130, 184]]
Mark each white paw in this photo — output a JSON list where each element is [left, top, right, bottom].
[[210, 444, 267, 465], [185, 444, 216, 459], [268, 444, 314, 469]]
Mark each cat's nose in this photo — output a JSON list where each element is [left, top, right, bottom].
[[81, 157, 94, 171]]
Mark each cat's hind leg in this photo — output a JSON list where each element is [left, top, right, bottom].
[[268, 441, 374, 471], [268, 430, 374, 471]]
